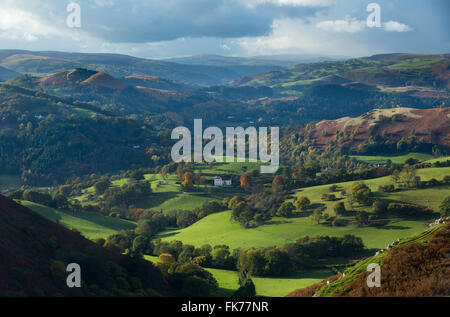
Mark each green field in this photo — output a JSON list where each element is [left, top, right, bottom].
[[158, 167, 449, 250], [291, 167, 450, 215], [74, 171, 244, 213], [158, 210, 428, 250], [424, 156, 450, 164], [18, 200, 136, 239], [205, 268, 332, 297], [352, 153, 432, 165], [144, 255, 331, 297]]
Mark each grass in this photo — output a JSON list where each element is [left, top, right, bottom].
[[424, 156, 450, 164], [158, 167, 449, 250], [316, 224, 444, 297], [158, 210, 428, 250], [352, 153, 432, 165], [292, 167, 450, 215], [74, 171, 244, 213], [18, 200, 136, 239], [144, 255, 331, 297]]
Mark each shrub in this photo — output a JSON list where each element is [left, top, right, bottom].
[[295, 196, 311, 211], [334, 202, 346, 216], [378, 184, 395, 193], [440, 196, 450, 217], [277, 202, 295, 218]]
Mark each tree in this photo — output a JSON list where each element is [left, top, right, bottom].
[[130, 170, 145, 181], [240, 173, 251, 191], [233, 278, 256, 297], [399, 165, 417, 188], [211, 245, 234, 269], [277, 202, 295, 218], [373, 200, 388, 215], [94, 178, 111, 195], [181, 172, 195, 191], [313, 209, 323, 224], [440, 196, 450, 217], [272, 176, 284, 192], [228, 196, 244, 210], [355, 211, 369, 227], [349, 183, 373, 206], [334, 202, 346, 216], [295, 196, 311, 211]]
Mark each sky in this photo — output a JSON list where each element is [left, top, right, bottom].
[[0, 0, 448, 59]]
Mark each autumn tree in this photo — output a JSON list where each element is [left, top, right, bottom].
[[181, 172, 195, 191], [240, 173, 251, 191], [272, 175, 284, 192], [349, 183, 373, 206]]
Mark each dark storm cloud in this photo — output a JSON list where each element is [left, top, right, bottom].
[[75, 0, 325, 43]]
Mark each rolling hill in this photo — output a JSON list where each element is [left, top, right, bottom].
[[230, 53, 450, 97], [156, 166, 449, 250], [288, 223, 449, 297], [311, 107, 450, 151], [0, 83, 169, 185], [0, 66, 20, 81], [0, 194, 171, 296], [0, 50, 292, 86]]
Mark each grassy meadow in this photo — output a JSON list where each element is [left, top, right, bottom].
[[351, 153, 432, 165], [18, 200, 136, 239], [144, 254, 331, 297], [158, 167, 449, 250]]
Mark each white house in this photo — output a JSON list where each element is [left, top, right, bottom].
[[214, 176, 232, 187]]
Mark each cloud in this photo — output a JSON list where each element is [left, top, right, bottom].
[[316, 16, 366, 33], [383, 21, 412, 32], [243, 0, 334, 8], [235, 18, 378, 57], [0, 7, 64, 41], [0, 0, 447, 59]]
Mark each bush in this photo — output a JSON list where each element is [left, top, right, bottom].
[[277, 202, 295, 218], [295, 196, 311, 211], [439, 196, 450, 217], [373, 200, 389, 214], [333, 202, 346, 216], [378, 184, 395, 193], [321, 193, 336, 201], [387, 203, 431, 216]]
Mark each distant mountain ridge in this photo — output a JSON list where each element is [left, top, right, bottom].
[[229, 53, 450, 97], [0, 50, 296, 86]]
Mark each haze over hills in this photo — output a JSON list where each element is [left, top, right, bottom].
[[229, 53, 450, 97], [0, 50, 301, 86], [163, 54, 343, 67]]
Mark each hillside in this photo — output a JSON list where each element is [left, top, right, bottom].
[[5, 69, 193, 114], [0, 83, 168, 185], [288, 223, 450, 297], [0, 66, 20, 81], [0, 195, 171, 296], [122, 74, 199, 92], [312, 107, 450, 151], [230, 53, 450, 97], [157, 166, 449, 250]]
